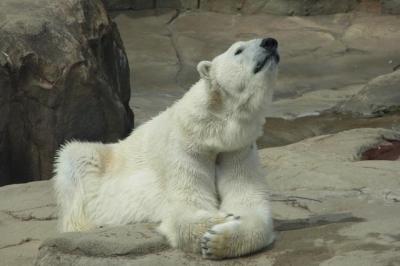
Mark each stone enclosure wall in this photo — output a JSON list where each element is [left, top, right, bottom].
[[103, 0, 400, 15]]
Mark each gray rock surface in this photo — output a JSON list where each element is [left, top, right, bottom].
[[0, 0, 133, 185], [259, 68, 400, 147], [111, 8, 399, 147], [200, 0, 360, 15], [104, 0, 361, 15], [102, 0, 197, 10], [382, 0, 400, 14], [103, 0, 399, 15], [102, 0, 156, 10], [1, 128, 397, 265], [261, 128, 400, 197], [338, 70, 400, 116], [0, 181, 57, 266]]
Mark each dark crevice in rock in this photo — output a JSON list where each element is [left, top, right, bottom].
[[274, 212, 365, 231], [3, 210, 57, 222], [260, 111, 400, 148], [166, 9, 180, 25], [166, 26, 184, 90], [0, 238, 40, 250], [9, 203, 57, 213]]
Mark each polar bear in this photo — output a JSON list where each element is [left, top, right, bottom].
[[54, 38, 280, 259]]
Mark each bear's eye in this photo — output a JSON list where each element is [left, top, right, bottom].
[[235, 48, 243, 55]]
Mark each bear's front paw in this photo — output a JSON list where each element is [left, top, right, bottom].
[[201, 215, 241, 260]]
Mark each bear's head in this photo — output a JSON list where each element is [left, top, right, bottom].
[[197, 38, 279, 115]]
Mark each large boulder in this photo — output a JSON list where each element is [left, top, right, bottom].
[[338, 70, 400, 116], [0, 0, 134, 185]]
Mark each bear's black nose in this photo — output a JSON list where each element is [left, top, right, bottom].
[[260, 38, 278, 51]]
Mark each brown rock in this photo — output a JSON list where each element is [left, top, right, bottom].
[[0, 0, 134, 185]]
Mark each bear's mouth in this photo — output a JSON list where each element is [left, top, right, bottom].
[[254, 52, 280, 74]]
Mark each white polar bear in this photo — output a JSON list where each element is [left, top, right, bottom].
[[54, 38, 280, 259]]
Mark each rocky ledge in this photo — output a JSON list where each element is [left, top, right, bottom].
[[1, 128, 399, 265]]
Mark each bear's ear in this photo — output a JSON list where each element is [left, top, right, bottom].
[[197, 61, 212, 80]]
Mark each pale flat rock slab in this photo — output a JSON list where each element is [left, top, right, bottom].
[[261, 128, 400, 196], [0, 180, 57, 266], [266, 84, 364, 119], [0, 180, 54, 211], [0, 240, 43, 266], [38, 224, 168, 257]]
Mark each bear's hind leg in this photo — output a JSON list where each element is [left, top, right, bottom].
[[53, 141, 104, 232]]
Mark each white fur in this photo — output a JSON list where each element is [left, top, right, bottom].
[[54, 38, 278, 259]]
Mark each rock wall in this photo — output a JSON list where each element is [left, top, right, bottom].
[[381, 0, 400, 14], [103, 0, 400, 15], [199, 0, 360, 15], [0, 0, 134, 185]]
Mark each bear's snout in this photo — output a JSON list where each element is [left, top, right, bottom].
[[260, 38, 278, 51]]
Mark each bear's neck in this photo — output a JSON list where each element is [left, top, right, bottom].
[[173, 79, 268, 153]]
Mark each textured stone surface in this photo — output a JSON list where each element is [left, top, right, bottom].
[[200, 0, 360, 15], [338, 70, 400, 115], [102, 0, 155, 10], [0, 0, 134, 185], [382, 0, 400, 14], [103, 0, 399, 15], [105, 0, 362, 15], [259, 69, 400, 147], [102, 0, 198, 10], [261, 128, 400, 195], [112, 9, 400, 129], [0, 181, 58, 266]]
